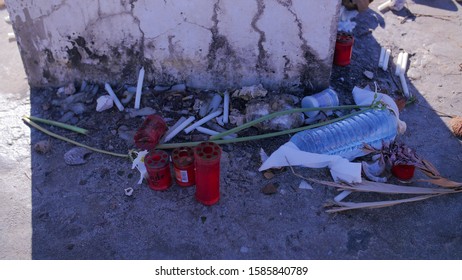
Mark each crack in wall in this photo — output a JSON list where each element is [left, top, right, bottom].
[[251, 0, 269, 72], [275, 0, 329, 91], [206, 0, 235, 71]]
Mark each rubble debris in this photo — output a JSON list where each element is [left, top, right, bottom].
[[245, 95, 304, 131], [450, 116, 462, 138], [362, 160, 387, 183], [363, 70, 374, 79], [64, 147, 92, 165], [5, 15, 11, 24], [134, 67, 145, 109], [33, 140, 51, 154], [233, 84, 268, 100], [124, 187, 134, 197], [299, 180, 313, 190], [259, 148, 269, 163], [104, 83, 125, 111], [70, 103, 86, 115], [118, 125, 136, 146], [261, 183, 278, 195], [96, 95, 114, 112], [58, 112, 75, 123], [184, 109, 223, 134], [263, 171, 275, 180], [121, 91, 134, 104], [126, 107, 156, 118], [229, 109, 245, 126]]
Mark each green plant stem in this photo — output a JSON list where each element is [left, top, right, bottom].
[[209, 104, 371, 140], [23, 117, 129, 158], [157, 108, 371, 149], [24, 115, 89, 135]]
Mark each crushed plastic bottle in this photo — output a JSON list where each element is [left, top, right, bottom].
[[290, 109, 398, 160]]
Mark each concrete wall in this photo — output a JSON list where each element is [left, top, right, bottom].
[[7, 0, 340, 91]]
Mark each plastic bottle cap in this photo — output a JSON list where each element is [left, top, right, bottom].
[[301, 96, 320, 118]]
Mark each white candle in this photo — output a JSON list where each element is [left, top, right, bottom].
[[104, 83, 125, 111], [378, 0, 393, 12], [223, 91, 230, 124], [134, 67, 145, 109], [195, 126, 236, 140], [163, 116, 195, 143], [184, 109, 223, 134], [395, 52, 403, 76], [399, 73, 410, 98], [382, 49, 391, 71], [400, 52, 409, 75], [378, 47, 386, 67]]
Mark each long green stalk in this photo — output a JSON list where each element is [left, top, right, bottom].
[[156, 108, 371, 149], [24, 115, 89, 135], [209, 104, 371, 140], [23, 117, 129, 158]]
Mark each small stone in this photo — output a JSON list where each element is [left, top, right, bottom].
[[64, 147, 92, 165], [58, 111, 75, 123], [263, 171, 275, 180], [240, 246, 249, 254], [96, 95, 114, 112], [299, 180, 313, 190], [124, 187, 134, 197], [64, 83, 76, 96], [261, 183, 278, 195], [70, 103, 86, 115], [34, 140, 51, 154], [363, 70, 374, 79]]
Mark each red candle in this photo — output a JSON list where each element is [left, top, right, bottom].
[[172, 147, 195, 187], [194, 142, 221, 205], [144, 150, 172, 191]]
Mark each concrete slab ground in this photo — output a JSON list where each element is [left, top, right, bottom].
[[1, 0, 461, 260]]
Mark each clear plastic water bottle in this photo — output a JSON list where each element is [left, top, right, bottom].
[[301, 88, 339, 118], [290, 109, 398, 160]]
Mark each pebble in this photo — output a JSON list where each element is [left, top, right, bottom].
[[59, 111, 75, 123], [240, 246, 249, 254], [70, 103, 86, 115]]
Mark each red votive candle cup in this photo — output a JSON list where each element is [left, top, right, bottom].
[[334, 32, 354, 66], [194, 142, 221, 206], [144, 150, 172, 191], [172, 147, 195, 187]]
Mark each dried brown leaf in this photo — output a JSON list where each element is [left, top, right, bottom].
[[326, 194, 442, 213], [261, 183, 278, 195], [419, 178, 462, 188]]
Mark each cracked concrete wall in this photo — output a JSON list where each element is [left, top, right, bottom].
[[6, 0, 340, 91]]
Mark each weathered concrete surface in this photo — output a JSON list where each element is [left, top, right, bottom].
[[1, 0, 462, 261], [0, 7, 32, 259], [5, 0, 340, 91]]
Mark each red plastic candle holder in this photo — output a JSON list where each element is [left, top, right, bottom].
[[334, 32, 354, 66], [144, 150, 172, 191], [391, 164, 416, 181], [194, 142, 221, 206], [172, 147, 195, 187]]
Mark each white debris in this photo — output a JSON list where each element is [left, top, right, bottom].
[[163, 116, 195, 142], [207, 94, 222, 114], [126, 107, 156, 118], [223, 91, 230, 124], [233, 84, 268, 100], [363, 70, 374, 80], [124, 188, 134, 196], [259, 148, 269, 163], [184, 109, 223, 134], [131, 150, 149, 184], [299, 180, 313, 190], [96, 95, 114, 112]]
